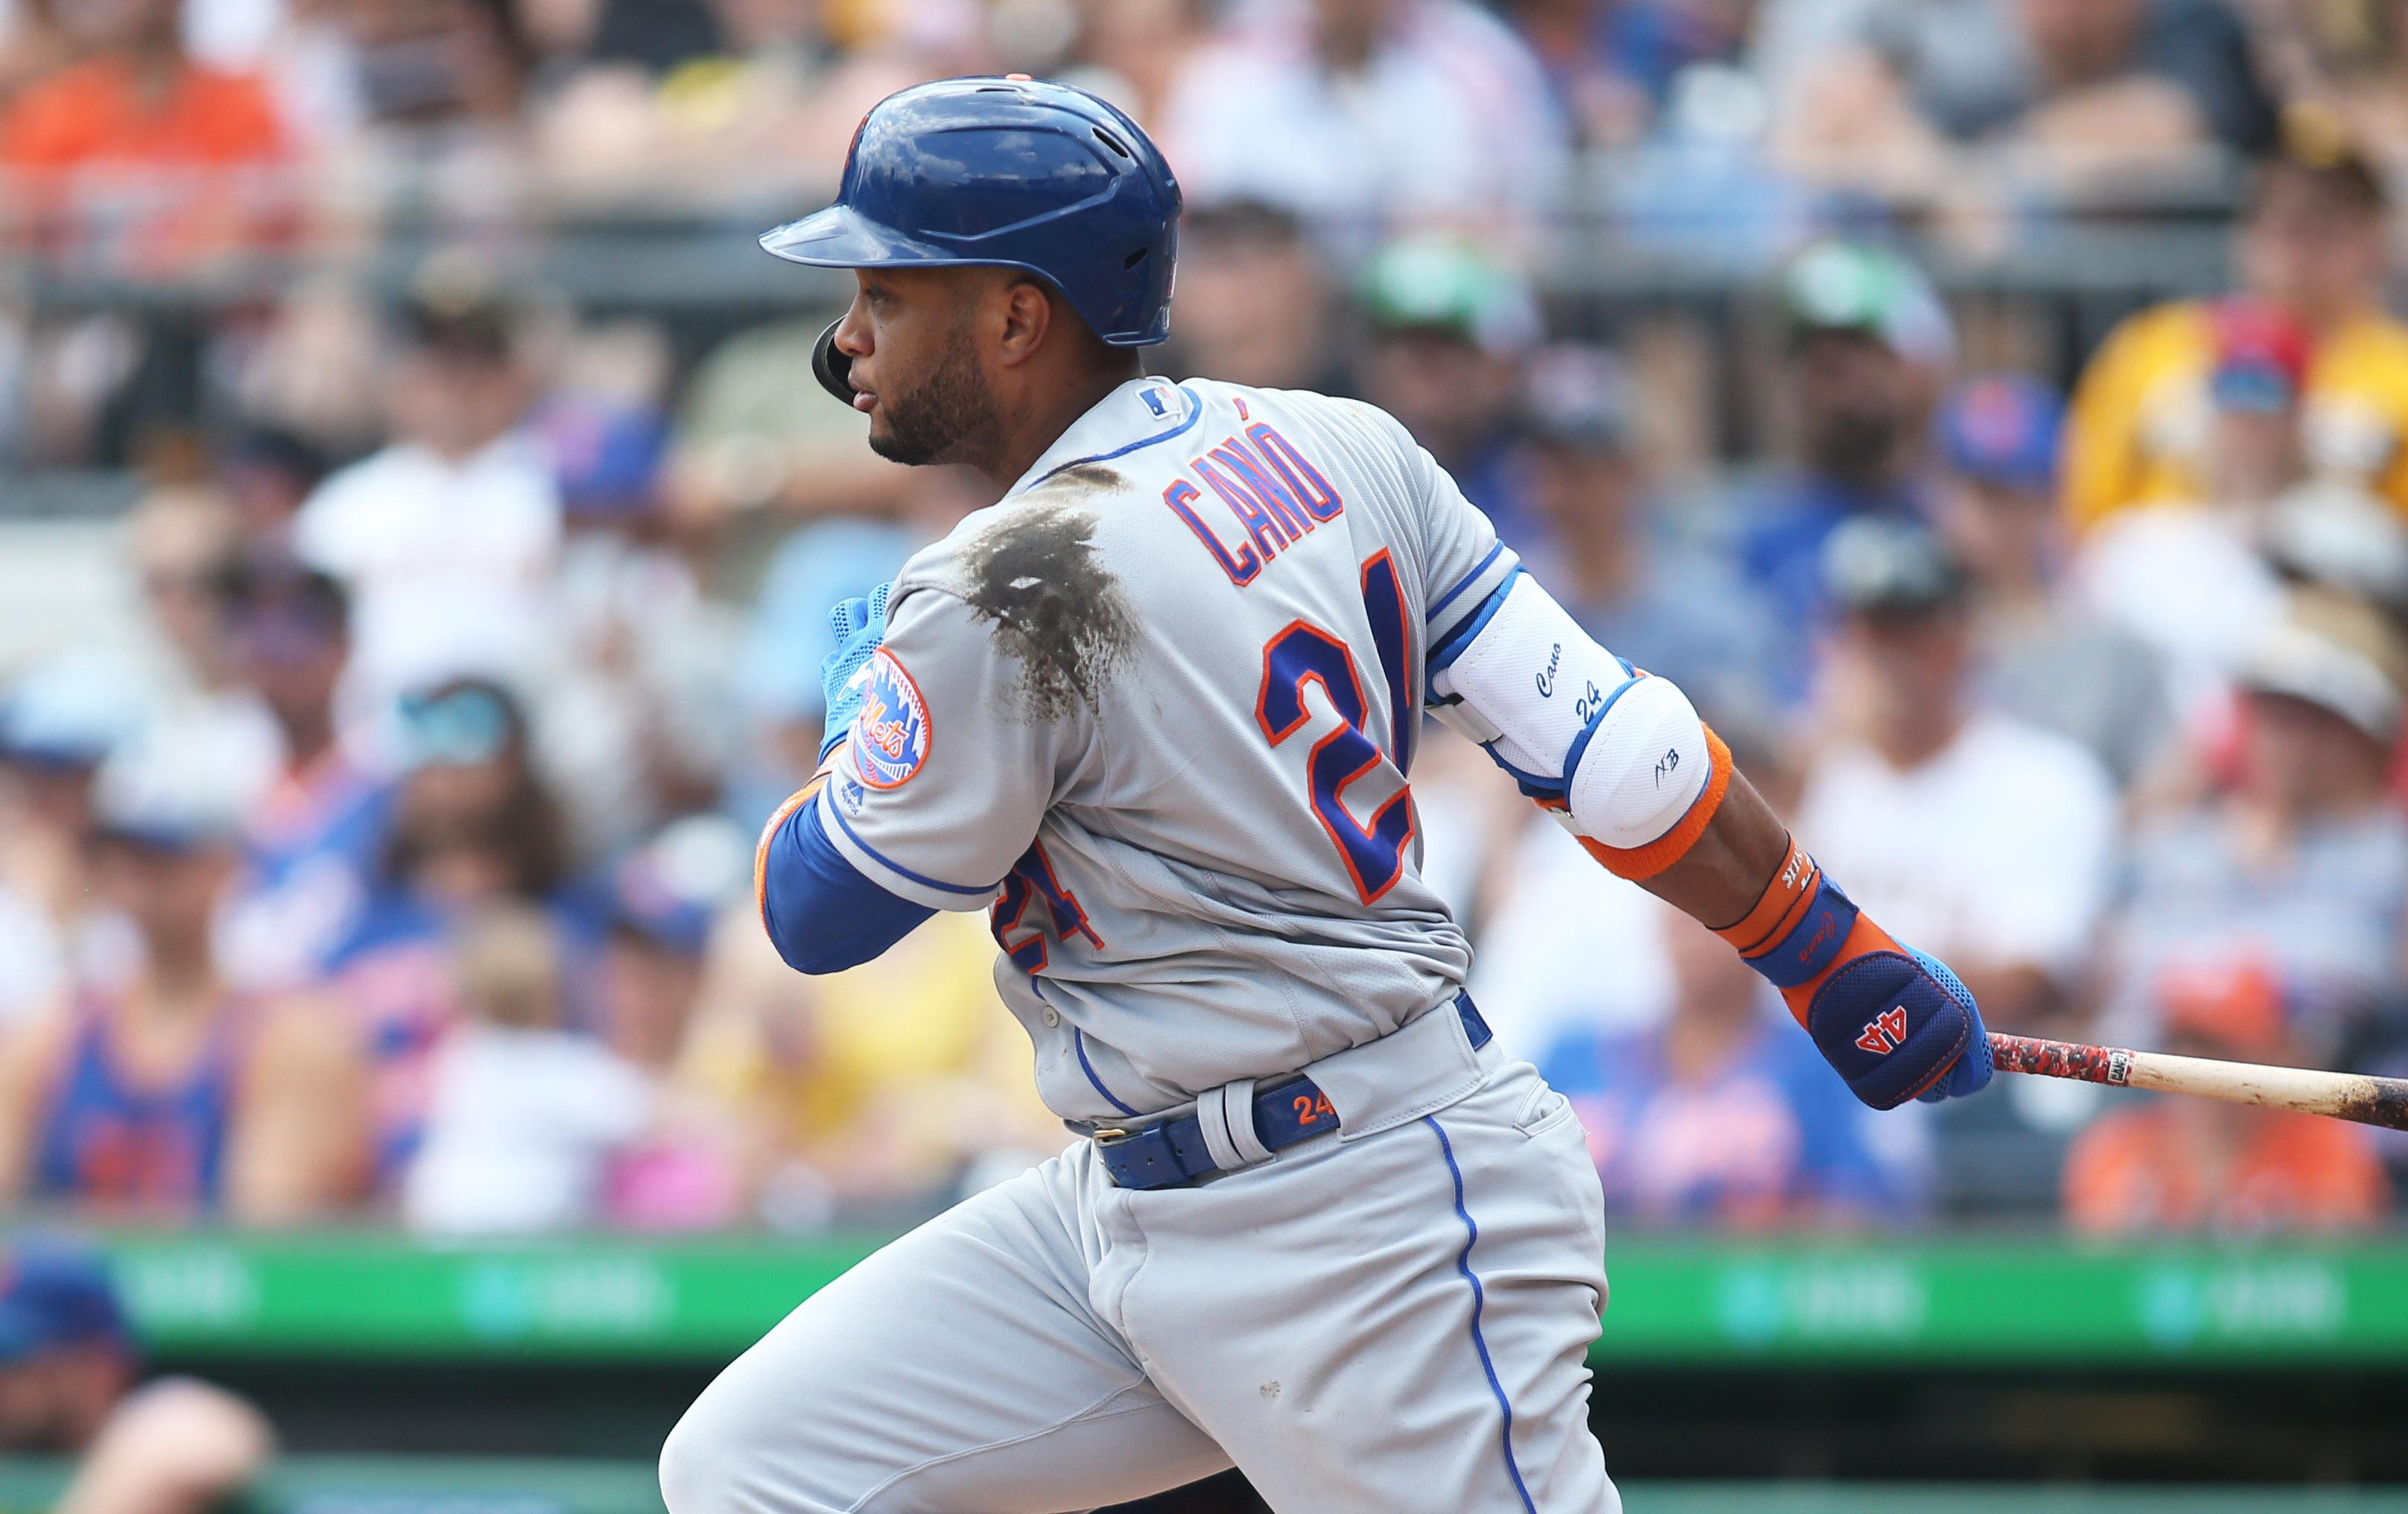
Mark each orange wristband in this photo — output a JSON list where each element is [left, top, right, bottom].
[[1717, 834, 1903, 1027]]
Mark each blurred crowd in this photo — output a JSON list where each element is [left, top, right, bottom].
[[4, 0, 2408, 1242]]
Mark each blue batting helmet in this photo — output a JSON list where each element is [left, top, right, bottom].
[[761, 76, 1182, 402]]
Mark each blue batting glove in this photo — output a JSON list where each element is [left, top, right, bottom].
[[1726, 846, 1994, 1109], [1793, 930, 1994, 1109], [819, 582, 893, 760]]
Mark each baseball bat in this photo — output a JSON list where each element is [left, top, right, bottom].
[[1987, 1033, 2408, 1133]]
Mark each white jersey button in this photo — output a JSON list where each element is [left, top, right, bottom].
[[1042, 1007, 1061, 1027]]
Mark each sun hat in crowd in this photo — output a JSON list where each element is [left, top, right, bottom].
[[2239, 589, 2408, 747], [0, 656, 145, 773], [1821, 516, 1971, 617], [89, 741, 249, 853], [2262, 481, 2408, 615]]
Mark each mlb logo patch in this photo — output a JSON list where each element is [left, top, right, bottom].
[[848, 648, 931, 789]]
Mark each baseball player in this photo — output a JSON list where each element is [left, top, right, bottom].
[[662, 77, 1992, 1514]]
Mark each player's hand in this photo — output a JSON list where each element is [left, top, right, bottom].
[[819, 581, 893, 759], [1787, 916, 1993, 1109]]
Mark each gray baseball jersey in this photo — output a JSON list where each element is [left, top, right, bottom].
[[814, 375, 1521, 1122]]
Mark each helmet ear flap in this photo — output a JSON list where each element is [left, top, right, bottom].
[[812, 317, 856, 403]]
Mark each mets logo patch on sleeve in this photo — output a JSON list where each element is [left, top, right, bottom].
[[847, 647, 931, 788]]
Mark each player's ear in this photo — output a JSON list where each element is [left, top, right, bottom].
[[994, 276, 1053, 368]]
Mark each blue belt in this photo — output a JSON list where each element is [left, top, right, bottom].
[[1094, 994, 1492, 1192]]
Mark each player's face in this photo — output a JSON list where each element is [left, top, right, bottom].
[[834, 269, 1001, 468]]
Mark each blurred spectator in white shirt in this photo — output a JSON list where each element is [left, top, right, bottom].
[[533, 380, 737, 862], [1160, 0, 1570, 258], [0, 660, 144, 1024], [1798, 517, 2119, 1033], [2102, 589, 2408, 1065], [293, 267, 561, 729], [1930, 375, 2173, 788], [120, 490, 282, 817], [403, 900, 655, 1235]]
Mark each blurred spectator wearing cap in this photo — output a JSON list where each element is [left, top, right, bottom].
[[211, 557, 396, 992], [1159, 200, 1348, 394], [2075, 298, 2310, 718], [0, 746, 370, 1223], [2063, 957, 2390, 1235], [1354, 236, 1542, 546], [1160, 0, 1570, 255], [291, 267, 562, 723], [1797, 517, 2120, 1214], [0, 0, 291, 268], [324, 677, 599, 1182], [403, 901, 656, 1235], [1517, 343, 1782, 717], [2099, 590, 2408, 1066], [1540, 902, 1916, 1231], [1798, 517, 2119, 1034], [0, 1239, 273, 1514], [1734, 241, 1953, 678], [1932, 374, 2173, 788], [212, 425, 329, 545], [2065, 111, 2408, 527]]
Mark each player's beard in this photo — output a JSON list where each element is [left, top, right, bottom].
[[869, 320, 1001, 468]]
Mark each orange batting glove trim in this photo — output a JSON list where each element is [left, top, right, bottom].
[[753, 764, 835, 931], [1772, 913, 1904, 1030], [1569, 725, 1733, 882], [1712, 834, 1907, 1029]]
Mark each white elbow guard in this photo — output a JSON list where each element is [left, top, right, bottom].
[[1564, 674, 1711, 847], [1430, 571, 1712, 849]]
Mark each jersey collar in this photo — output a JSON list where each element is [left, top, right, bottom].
[[1007, 377, 1201, 498]]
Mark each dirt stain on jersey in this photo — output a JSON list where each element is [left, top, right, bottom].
[[961, 472, 1136, 722]]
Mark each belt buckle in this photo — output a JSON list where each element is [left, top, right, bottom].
[[1090, 1126, 1131, 1145]]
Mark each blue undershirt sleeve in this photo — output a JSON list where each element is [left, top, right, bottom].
[[758, 793, 939, 975]]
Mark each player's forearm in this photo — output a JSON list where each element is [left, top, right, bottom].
[[1633, 766, 1792, 928]]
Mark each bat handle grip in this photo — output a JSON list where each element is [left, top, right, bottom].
[[1986, 1032, 2135, 1087]]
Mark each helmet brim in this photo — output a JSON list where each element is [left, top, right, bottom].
[[758, 203, 1168, 347], [758, 204, 956, 268]]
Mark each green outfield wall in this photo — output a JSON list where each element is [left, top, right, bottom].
[[89, 1232, 2408, 1366]]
